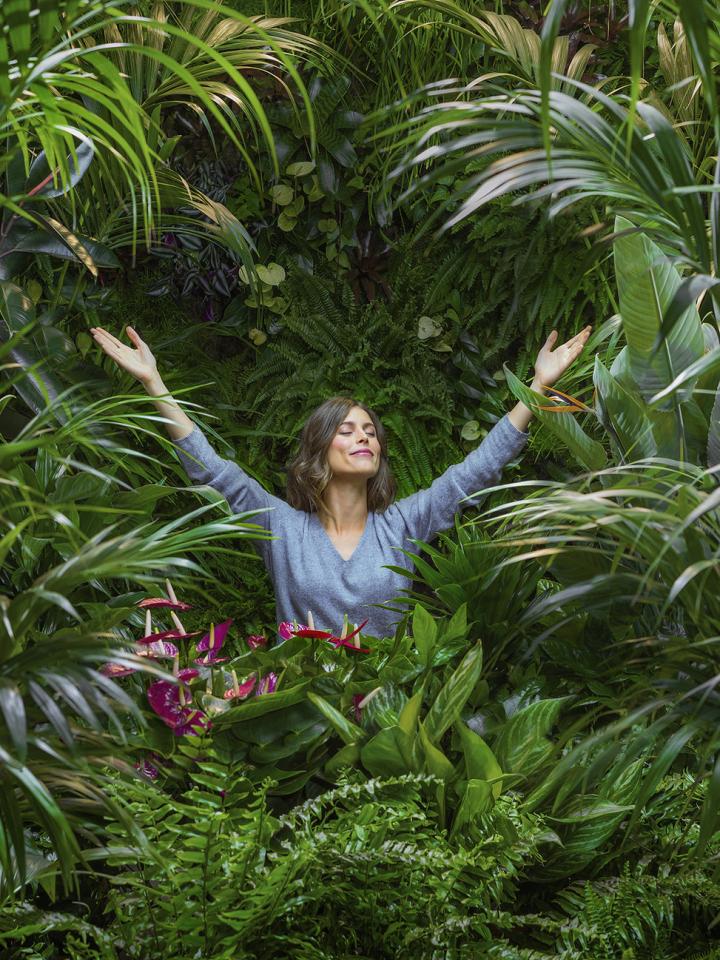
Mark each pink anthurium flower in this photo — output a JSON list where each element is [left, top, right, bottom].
[[137, 598, 193, 612], [256, 672, 278, 695], [100, 662, 136, 678], [140, 639, 179, 659], [135, 758, 160, 780], [223, 670, 257, 700], [103, 638, 180, 677], [195, 619, 232, 664], [247, 634, 267, 650], [278, 620, 307, 641], [137, 628, 201, 645], [292, 619, 371, 654], [147, 668, 210, 736]]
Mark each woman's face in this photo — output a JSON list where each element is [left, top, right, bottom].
[[326, 405, 381, 480]]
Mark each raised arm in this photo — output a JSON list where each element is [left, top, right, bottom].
[[391, 324, 592, 544], [90, 324, 283, 530], [90, 325, 194, 440]]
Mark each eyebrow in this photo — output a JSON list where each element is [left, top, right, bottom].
[[339, 420, 375, 429]]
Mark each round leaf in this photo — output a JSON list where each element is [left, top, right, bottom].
[[270, 183, 294, 206], [277, 211, 297, 232], [418, 316, 443, 340], [461, 420, 481, 442], [286, 161, 315, 177], [256, 263, 286, 286]]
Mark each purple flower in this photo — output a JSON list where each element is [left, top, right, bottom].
[[256, 672, 278, 696], [137, 628, 199, 645], [135, 758, 160, 780], [278, 620, 307, 641], [223, 673, 257, 700], [247, 634, 267, 650], [194, 618, 233, 664], [147, 668, 210, 736], [140, 639, 179, 659]]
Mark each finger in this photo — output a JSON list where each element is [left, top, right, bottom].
[[563, 326, 592, 350], [93, 329, 128, 357], [126, 325, 144, 346], [542, 329, 558, 351], [94, 327, 125, 350]]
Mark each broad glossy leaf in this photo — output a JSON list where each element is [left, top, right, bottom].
[[614, 215, 704, 404], [25, 139, 94, 198], [307, 692, 363, 746], [424, 642, 484, 744], [418, 721, 455, 781], [412, 604, 437, 665], [593, 356, 656, 460], [398, 691, 423, 737], [450, 779, 494, 839], [14, 230, 120, 268], [214, 681, 312, 726], [493, 697, 567, 779], [360, 725, 413, 777], [324, 742, 361, 778], [456, 721, 502, 798]]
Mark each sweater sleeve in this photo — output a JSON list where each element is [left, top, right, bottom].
[[391, 414, 528, 544], [173, 425, 284, 533]]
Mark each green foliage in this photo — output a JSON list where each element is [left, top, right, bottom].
[[8, 3, 720, 958], [0, 361, 270, 898]]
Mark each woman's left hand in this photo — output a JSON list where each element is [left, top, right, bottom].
[[532, 325, 592, 389]]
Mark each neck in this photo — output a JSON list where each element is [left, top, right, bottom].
[[319, 476, 368, 534]]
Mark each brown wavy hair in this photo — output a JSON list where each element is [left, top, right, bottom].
[[285, 396, 396, 516]]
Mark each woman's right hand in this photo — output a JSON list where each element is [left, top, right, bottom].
[[90, 325, 159, 386]]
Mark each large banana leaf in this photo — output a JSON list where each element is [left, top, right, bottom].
[[614, 215, 704, 406], [593, 356, 657, 461]]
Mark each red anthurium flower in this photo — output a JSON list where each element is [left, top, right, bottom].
[[100, 662, 136, 678], [256, 672, 278, 695], [247, 634, 267, 650], [292, 619, 371, 654], [278, 620, 307, 641], [137, 598, 193, 612], [195, 619, 232, 664], [137, 628, 201, 645], [147, 669, 209, 736], [223, 670, 257, 700]]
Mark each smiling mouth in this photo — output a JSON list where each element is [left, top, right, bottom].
[[351, 451, 373, 457]]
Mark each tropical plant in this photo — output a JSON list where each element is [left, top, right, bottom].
[[1, 0, 318, 221], [0, 352, 272, 899], [379, 2, 720, 322]]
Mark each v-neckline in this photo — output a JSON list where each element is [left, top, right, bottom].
[[313, 512, 370, 563]]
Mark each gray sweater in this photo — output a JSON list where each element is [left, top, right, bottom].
[[174, 415, 527, 638]]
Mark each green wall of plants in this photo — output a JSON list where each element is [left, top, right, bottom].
[[3, 1, 720, 957]]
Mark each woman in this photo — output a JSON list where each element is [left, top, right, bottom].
[[91, 323, 591, 638]]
